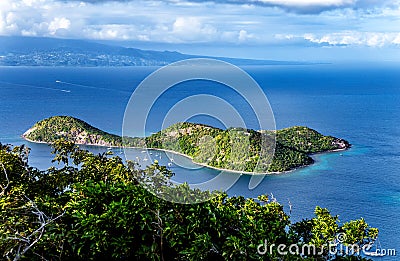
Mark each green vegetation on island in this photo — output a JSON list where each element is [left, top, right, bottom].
[[0, 141, 376, 260], [23, 116, 144, 148], [23, 116, 350, 173]]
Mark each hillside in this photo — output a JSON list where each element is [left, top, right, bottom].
[[22, 116, 144, 148], [0, 36, 306, 67], [23, 116, 350, 173]]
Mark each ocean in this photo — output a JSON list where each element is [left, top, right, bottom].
[[0, 63, 399, 259]]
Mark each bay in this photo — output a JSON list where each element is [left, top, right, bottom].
[[1, 64, 399, 259]]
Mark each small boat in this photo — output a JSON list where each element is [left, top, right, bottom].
[[167, 162, 173, 167], [141, 150, 146, 153], [143, 157, 148, 161]]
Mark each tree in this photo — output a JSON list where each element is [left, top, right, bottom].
[[0, 141, 375, 260]]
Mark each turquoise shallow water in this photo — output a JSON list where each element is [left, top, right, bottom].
[[1, 64, 399, 259]]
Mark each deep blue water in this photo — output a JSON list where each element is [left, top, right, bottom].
[[1, 64, 399, 259]]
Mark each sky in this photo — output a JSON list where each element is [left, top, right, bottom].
[[0, 0, 400, 61]]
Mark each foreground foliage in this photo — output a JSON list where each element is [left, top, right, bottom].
[[0, 141, 375, 260]]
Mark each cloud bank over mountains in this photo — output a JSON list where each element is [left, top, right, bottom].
[[63, 0, 394, 14], [0, 0, 399, 50]]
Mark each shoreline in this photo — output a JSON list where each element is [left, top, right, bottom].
[[21, 135, 350, 176]]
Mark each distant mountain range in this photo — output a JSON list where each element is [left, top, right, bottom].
[[0, 36, 307, 67]]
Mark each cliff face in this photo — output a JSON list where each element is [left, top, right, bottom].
[[23, 116, 351, 173], [65, 130, 114, 147], [332, 138, 351, 150], [23, 116, 123, 147]]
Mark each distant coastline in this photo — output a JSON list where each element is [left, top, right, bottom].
[[0, 36, 320, 67]]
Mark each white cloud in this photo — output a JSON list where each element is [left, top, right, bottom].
[[73, 0, 392, 14], [303, 31, 400, 47], [0, 0, 77, 37], [257, 0, 355, 7], [84, 24, 140, 40], [171, 17, 218, 42], [163, 0, 359, 13], [275, 34, 295, 40], [48, 17, 71, 35], [393, 34, 400, 45], [22, 0, 46, 6], [238, 29, 254, 42], [0, 0, 399, 50]]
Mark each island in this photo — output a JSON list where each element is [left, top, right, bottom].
[[22, 116, 350, 173]]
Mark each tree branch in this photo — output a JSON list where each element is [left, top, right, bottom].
[[151, 209, 164, 261], [0, 163, 10, 197], [7, 195, 65, 261]]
